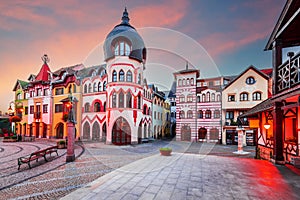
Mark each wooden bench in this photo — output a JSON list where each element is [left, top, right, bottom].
[[18, 146, 58, 170]]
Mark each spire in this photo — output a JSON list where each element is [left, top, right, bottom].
[[186, 61, 189, 70], [121, 7, 130, 24]]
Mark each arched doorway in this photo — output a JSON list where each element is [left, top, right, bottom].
[[198, 127, 207, 140], [102, 122, 107, 142], [56, 123, 64, 139], [83, 122, 90, 140], [181, 125, 191, 141], [112, 117, 131, 145], [144, 123, 147, 138], [92, 122, 100, 141], [138, 121, 142, 144]]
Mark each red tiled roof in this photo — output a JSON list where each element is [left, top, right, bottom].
[[35, 63, 51, 81], [260, 68, 272, 77]]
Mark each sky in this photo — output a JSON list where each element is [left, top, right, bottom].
[[0, 0, 287, 112]]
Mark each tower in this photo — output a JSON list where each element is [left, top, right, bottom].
[[103, 8, 147, 145]]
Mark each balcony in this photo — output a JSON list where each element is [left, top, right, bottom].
[[276, 52, 300, 93], [34, 112, 41, 119], [224, 119, 249, 126]]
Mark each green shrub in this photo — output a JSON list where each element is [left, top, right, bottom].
[[159, 147, 172, 151]]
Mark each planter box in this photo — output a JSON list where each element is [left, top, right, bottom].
[[3, 138, 17, 142], [160, 149, 172, 156]]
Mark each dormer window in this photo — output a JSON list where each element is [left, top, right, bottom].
[[114, 41, 131, 56]]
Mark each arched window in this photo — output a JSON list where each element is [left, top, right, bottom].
[[94, 102, 101, 112], [138, 74, 141, 84], [240, 92, 249, 101], [119, 70, 125, 82], [198, 110, 203, 119], [126, 92, 132, 108], [217, 94, 221, 102], [103, 81, 107, 91], [84, 103, 90, 112], [182, 79, 186, 86], [202, 94, 206, 102], [103, 102, 106, 112], [197, 96, 201, 102], [253, 91, 262, 101], [214, 110, 220, 118], [88, 83, 92, 93], [143, 105, 147, 114], [84, 84, 87, 93], [187, 110, 193, 118], [119, 92, 124, 108], [187, 94, 193, 102], [93, 83, 97, 92], [114, 41, 131, 56], [178, 79, 182, 86], [179, 111, 185, 119], [190, 78, 194, 86], [186, 78, 189, 86], [126, 71, 132, 82], [112, 70, 117, 82], [138, 94, 141, 109], [112, 92, 117, 108], [206, 92, 210, 102], [98, 82, 102, 92], [211, 93, 215, 102], [205, 110, 211, 119], [246, 76, 255, 84], [179, 95, 185, 102]]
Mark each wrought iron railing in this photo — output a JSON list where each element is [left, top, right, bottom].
[[277, 52, 300, 93]]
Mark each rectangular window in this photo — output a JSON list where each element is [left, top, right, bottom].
[[226, 111, 234, 119], [154, 111, 156, 119], [44, 89, 49, 96], [43, 105, 48, 113], [24, 107, 28, 115], [55, 88, 64, 95], [36, 88, 42, 96], [30, 106, 34, 114], [55, 104, 63, 113], [228, 95, 235, 102]]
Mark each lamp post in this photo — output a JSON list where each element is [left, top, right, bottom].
[[7, 101, 15, 135], [66, 93, 76, 162]]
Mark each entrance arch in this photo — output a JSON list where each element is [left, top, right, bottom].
[[181, 125, 191, 141], [83, 122, 90, 140], [92, 122, 100, 141], [56, 123, 64, 139], [198, 127, 207, 140], [112, 117, 131, 145]]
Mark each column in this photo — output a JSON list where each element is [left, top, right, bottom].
[[273, 101, 284, 164], [66, 122, 75, 162]]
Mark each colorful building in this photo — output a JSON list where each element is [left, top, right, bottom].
[[222, 65, 272, 146], [241, 0, 300, 164]]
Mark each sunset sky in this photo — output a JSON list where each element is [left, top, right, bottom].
[[0, 0, 289, 112]]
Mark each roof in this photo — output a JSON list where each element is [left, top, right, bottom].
[[265, 0, 300, 50], [223, 65, 271, 90], [173, 68, 200, 78], [13, 79, 29, 91], [35, 63, 51, 82], [239, 98, 273, 118]]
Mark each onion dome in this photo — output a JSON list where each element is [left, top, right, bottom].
[[103, 8, 146, 63]]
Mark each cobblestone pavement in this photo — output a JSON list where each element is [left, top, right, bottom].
[[2, 139, 299, 199]]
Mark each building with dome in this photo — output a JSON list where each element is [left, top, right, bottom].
[[11, 8, 169, 145]]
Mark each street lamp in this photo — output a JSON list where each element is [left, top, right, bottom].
[[264, 122, 271, 130], [7, 101, 15, 135]]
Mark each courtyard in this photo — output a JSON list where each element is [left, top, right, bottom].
[[0, 139, 299, 199]]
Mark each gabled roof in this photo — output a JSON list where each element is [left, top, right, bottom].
[[223, 65, 271, 90], [265, 0, 300, 50], [13, 79, 29, 91]]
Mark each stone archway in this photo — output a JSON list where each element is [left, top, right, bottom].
[[198, 127, 207, 140], [92, 122, 100, 141], [112, 117, 131, 145], [83, 122, 90, 140]]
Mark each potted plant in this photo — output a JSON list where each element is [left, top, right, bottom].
[[159, 147, 172, 156], [57, 140, 66, 149]]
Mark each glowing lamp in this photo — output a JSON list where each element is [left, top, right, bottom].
[[264, 123, 271, 130]]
